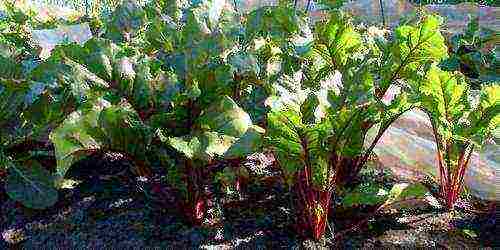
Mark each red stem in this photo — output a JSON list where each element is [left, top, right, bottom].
[[456, 147, 473, 195], [184, 160, 206, 225], [450, 146, 474, 208]]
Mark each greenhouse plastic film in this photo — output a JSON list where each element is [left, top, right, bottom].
[[372, 109, 498, 201], [31, 23, 92, 58]]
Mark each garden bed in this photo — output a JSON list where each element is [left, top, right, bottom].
[[1, 1, 497, 248], [1, 154, 495, 248]]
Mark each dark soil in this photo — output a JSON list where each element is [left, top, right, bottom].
[[0, 153, 496, 249]]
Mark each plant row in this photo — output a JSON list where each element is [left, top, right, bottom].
[[0, 0, 498, 240]]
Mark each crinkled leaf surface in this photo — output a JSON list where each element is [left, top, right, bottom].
[[50, 101, 106, 179], [383, 14, 448, 91], [99, 104, 152, 157], [466, 85, 500, 144], [245, 6, 306, 44], [197, 95, 252, 137], [224, 125, 265, 159], [23, 54, 109, 137], [166, 95, 262, 161], [418, 65, 469, 141], [314, 12, 362, 67], [62, 38, 119, 82], [168, 132, 236, 161], [266, 104, 331, 188], [417, 66, 498, 147], [50, 100, 151, 179]]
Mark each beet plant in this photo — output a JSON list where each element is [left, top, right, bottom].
[[0, 4, 117, 209], [1, 0, 495, 244], [415, 65, 499, 209], [1, 0, 266, 221], [116, 0, 266, 224], [323, 13, 449, 186], [0, 1, 163, 209], [0, 47, 117, 208], [141, 0, 318, 223], [1, 0, 309, 215], [266, 12, 450, 239], [0, 76, 61, 209], [267, 104, 334, 239]]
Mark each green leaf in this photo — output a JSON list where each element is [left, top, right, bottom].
[[166, 95, 259, 161], [98, 103, 152, 158], [50, 102, 105, 179], [167, 132, 236, 161], [106, 0, 147, 42], [200, 132, 237, 159], [315, 12, 362, 67], [17, 55, 108, 138], [342, 182, 388, 207], [266, 105, 331, 188], [62, 38, 119, 81], [419, 66, 468, 125], [240, 85, 269, 124], [245, 6, 304, 44], [0, 79, 29, 139], [229, 51, 260, 77], [29, 55, 109, 103], [267, 108, 302, 150], [479, 85, 499, 111], [197, 96, 252, 137], [224, 125, 265, 159], [167, 135, 202, 160], [394, 15, 448, 63], [5, 160, 58, 209], [301, 92, 320, 124], [384, 14, 448, 92], [466, 84, 500, 144], [131, 56, 155, 110], [0, 54, 22, 79], [50, 101, 151, 179], [311, 154, 329, 188], [385, 183, 428, 204], [266, 107, 303, 180]]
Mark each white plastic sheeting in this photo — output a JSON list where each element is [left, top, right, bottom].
[[31, 23, 92, 59], [372, 109, 498, 201]]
